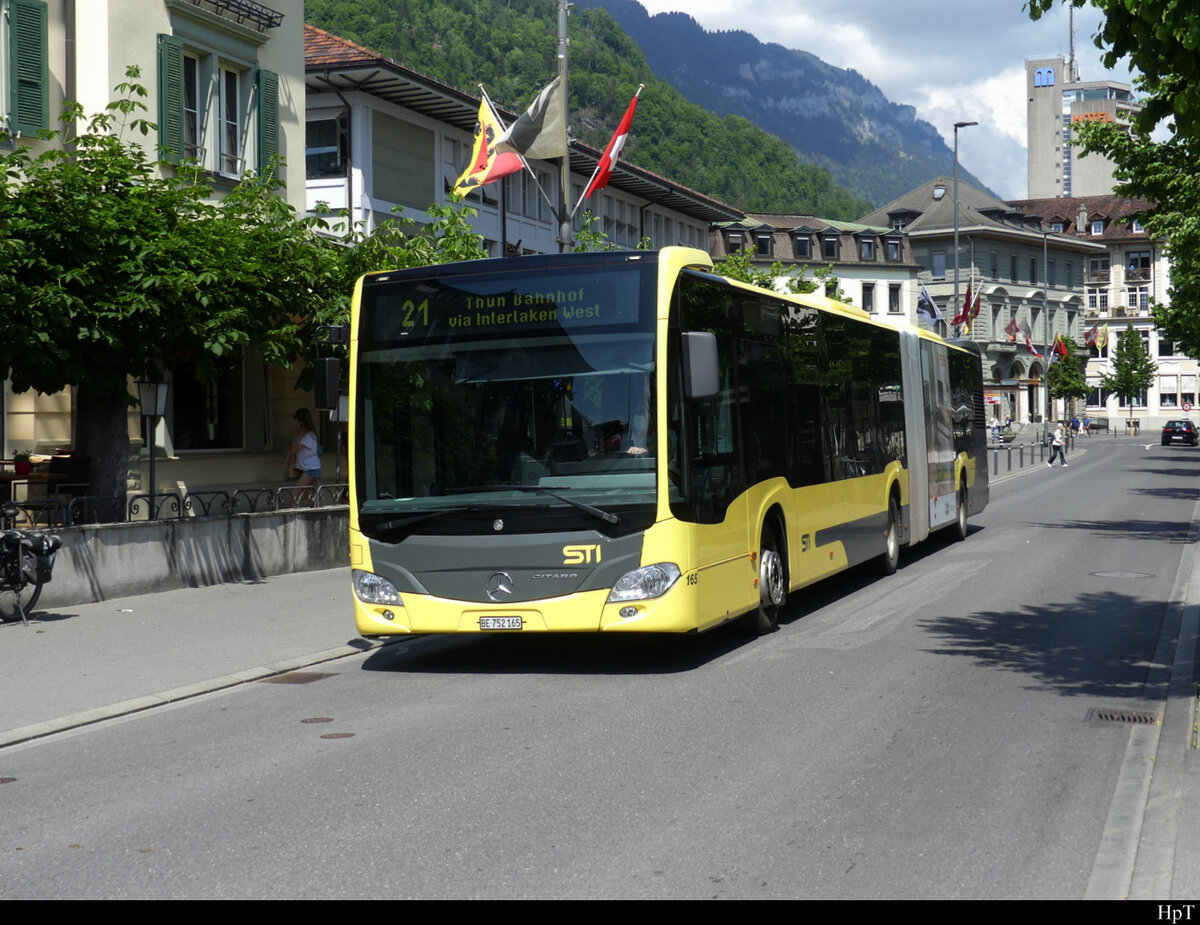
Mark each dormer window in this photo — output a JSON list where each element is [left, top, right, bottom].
[[1090, 219, 1105, 235], [886, 237, 902, 261], [859, 238, 875, 260], [756, 232, 773, 257], [725, 231, 744, 253], [793, 236, 810, 259], [1050, 221, 1065, 233], [822, 236, 839, 259]]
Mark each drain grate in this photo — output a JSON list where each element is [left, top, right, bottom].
[[1086, 706, 1161, 725], [260, 671, 334, 685]]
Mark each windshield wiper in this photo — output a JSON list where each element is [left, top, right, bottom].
[[364, 507, 472, 540], [444, 484, 620, 526]]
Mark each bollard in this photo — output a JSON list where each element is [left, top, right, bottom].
[[1006, 446, 1012, 471], [1019, 445, 1024, 467]]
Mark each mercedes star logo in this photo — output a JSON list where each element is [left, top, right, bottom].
[[485, 571, 515, 601]]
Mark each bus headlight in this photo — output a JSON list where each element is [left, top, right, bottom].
[[353, 569, 403, 605], [607, 563, 681, 603]]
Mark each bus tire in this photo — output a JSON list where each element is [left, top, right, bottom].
[[745, 525, 785, 635], [875, 497, 900, 576], [951, 479, 969, 542]]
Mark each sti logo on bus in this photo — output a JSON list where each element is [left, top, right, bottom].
[[562, 544, 602, 566]]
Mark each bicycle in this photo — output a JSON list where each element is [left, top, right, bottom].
[[0, 502, 62, 626]]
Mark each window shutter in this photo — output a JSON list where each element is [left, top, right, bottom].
[[157, 34, 185, 164], [256, 68, 279, 178], [10, 0, 49, 135]]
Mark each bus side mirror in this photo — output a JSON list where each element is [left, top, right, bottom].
[[682, 331, 720, 400]]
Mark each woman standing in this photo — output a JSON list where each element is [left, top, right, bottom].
[[287, 408, 321, 498]]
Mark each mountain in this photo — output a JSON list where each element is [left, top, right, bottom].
[[575, 0, 993, 204], [304, 0, 874, 219]]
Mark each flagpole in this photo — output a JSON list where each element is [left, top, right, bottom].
[[556, 0, 571, 251]]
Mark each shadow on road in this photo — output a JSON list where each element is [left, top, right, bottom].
[[1025, 517, 1193, 543], [919, 589, 1167, 699]]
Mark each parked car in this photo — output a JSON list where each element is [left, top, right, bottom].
[[1161, 419, 1198, 446]]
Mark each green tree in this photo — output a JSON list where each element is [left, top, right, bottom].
[[0, 72, 485, 518], [1027, 1, 1200, 356], [1047, 338, 1089, 403], [1100, 324, 1156, 419], [713, 250, 854, 304]]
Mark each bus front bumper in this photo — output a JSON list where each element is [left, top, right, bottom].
[[353, 582, 710, 635]]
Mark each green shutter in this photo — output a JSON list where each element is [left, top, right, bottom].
[[256, 68, 278, 178], [10, 0, 48, 135], [156, 34, 185, 163]]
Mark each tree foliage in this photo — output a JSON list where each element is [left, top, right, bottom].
[[305, 0, 873, 218], [712, 249, 853, 304], [1047, 338, 1089, 401], [1027, 1, 1200, 358], [1100, 324, 1156, 415], [0, 71, 484, 515]]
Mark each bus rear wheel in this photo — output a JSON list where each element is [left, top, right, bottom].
[[746, 526, 785, 636], [875, 497, 900, 576]]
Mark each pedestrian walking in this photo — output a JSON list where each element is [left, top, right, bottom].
[[1082, 416, 1090, 437], [1047, 423, 1068, 467]]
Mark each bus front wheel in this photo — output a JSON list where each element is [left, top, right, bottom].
[[951, 480, 969, 542], [746, 526, 785, 636]]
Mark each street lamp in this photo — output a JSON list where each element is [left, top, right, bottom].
[[1043, 227, 1051, 439], [136, 379, 168, 520], [953, 121, 978, 328]]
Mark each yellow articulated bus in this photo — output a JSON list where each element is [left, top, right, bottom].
[[347, 246, 988, 636]]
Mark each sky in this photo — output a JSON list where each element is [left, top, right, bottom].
[[631, 0, 1129, 201]]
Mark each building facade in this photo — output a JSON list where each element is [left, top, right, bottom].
[[1026, 55, 1141, 199], [859, 177, 1106, 425], [1009, 194, 1189, 428], [1, 0, 308, 496], [708, 214, 922, 326]]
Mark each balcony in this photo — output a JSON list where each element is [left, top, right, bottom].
[[1085, 269, 1111, 284]]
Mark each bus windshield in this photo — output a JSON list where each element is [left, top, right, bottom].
[[356, 260, 658, 538]]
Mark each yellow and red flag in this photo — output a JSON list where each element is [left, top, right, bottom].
[[452, 98, 524, 197]]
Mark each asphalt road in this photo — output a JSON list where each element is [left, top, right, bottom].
[[2, 436, 1198, 899]]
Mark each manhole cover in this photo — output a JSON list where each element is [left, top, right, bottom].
[[1090, 571, 1155, 579]]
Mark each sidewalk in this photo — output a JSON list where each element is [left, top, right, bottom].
[[0, 566, 376, 747]]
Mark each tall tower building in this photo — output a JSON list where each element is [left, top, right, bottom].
[[1026, 55, 1140, 198]]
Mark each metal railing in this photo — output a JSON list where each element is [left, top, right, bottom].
[[4, 484, 349, 527]]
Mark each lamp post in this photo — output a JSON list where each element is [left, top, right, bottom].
[[1043, 228, 1051, 439], [136, 379, 168, 520], [953, 121, 978, 329]]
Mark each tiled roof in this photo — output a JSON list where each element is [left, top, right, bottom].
[[1006, 194, 1155, 243], [305, 24, 381, 68]]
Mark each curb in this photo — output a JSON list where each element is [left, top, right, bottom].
[[0, 639, 390, 751]]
